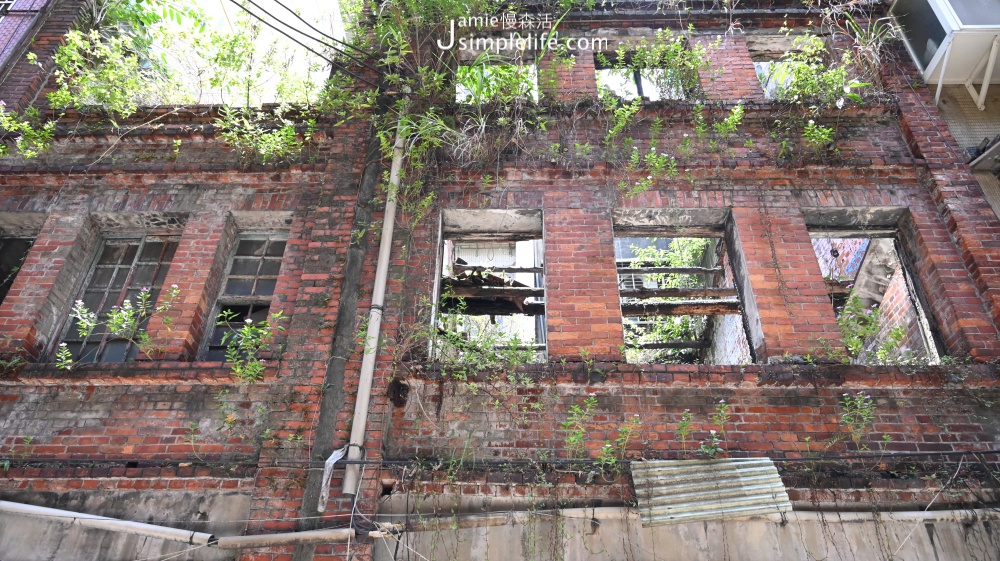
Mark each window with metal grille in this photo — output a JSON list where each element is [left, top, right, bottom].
[[62, 237, 178, 363], [0, 237, 31, 305], [204, 236, 286, 360]]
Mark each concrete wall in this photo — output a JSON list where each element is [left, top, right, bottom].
[[374, 508, 1000, 561], [0, 489, 251, 561]]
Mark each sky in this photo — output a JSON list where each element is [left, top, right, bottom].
[[155, 0, 347, 105]]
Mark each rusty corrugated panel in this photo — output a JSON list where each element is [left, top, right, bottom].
[[631, 458, 791, 527]]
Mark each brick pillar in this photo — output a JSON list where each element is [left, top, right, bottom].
[[144, 211, 231, 361], [901, 209, 1000, 360], [538, 49, 597, 103], [696, 35, 763, 102], [730, 204, 843, 361], [0, 211, 95, 359], [886, 53, 1000, 353], [543, 200, 624, 361]]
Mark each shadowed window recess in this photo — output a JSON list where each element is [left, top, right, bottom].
[[0, 237, 32, 305]]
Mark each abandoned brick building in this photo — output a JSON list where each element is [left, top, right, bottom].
[[2, 0, 1000, 559]]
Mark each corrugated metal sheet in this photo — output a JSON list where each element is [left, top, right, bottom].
[[631, 458, 791, 527]]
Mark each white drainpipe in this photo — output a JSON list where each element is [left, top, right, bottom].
[[0, 500, 215, 545], [342, 115, 407, 495], [0, 500, 354, 548]]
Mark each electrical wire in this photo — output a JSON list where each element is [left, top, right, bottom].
[[224, 0, 379, 88], [252, 0, 381, 74]]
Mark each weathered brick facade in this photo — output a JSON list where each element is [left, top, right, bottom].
[[2, 2, 1000, 560]]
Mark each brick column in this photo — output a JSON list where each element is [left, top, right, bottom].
[[0, 211, 95, 359], [543, 201, 624, 361], [144, 211, 231, 361], [697, 35, 764, 102], [886, 53, 1000, 352], [538, 49, 598, 103], [0, 0, 83, 110], [730, 204, 843, 361], [901, 209, 1000, 360]]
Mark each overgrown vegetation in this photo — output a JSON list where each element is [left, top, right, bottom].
[[56, 285, 284, 382], [624, 238, 712, 364]]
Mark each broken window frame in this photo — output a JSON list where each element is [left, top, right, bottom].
[[613, 209, 754, 365], [809, 228, 943, 364], [433, 210, 546, 360], [202, 234, 287, 361], [60, 235, 180, 363]]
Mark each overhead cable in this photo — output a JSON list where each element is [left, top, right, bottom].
[[270, 0, 379, 65], [225, 0, 379, 88], [244, 0, 382, 75]]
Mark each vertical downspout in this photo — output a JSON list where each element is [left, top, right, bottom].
[[342, 113, 407, 495]]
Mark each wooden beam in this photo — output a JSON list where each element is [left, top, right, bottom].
[[447, 285, 545, 298], [618, 266, 724, 276], [808, 229, 897, 239], [439, 297, 545, 316], [619, 287, 738, 299], [621, 300, 741, 316], [824, 279, 853, 296], [453, 265, 544, 274]]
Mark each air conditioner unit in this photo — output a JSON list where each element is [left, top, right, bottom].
[[892, 0, 1000, 110]]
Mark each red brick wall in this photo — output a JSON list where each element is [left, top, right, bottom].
[[387, 364, 1000, 461], [0, 118, 375, 561], [0, 0, 82, 111], [876, 267, 929, 361], [698, 35, 764, 102]]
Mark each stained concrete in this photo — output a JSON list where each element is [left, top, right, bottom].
[[0, 489, 251, 561], [373, 507, 1000, 561]]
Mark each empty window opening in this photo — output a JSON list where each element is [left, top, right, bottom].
[[0, 237, 32, 305], [812, 235, 940, 364], [455, 60, 539, 104], [205, 236, 286, 360], [616, 236, 750, 364], [753, 60, 794, 100], [596, 66, 685, 102], [438, 238, 546, 360], [62, 236, 179, 363]]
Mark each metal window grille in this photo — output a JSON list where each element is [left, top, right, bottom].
[[63, 237, 179, 363]]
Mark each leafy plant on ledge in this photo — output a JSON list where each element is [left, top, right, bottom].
[[216, 309, 286, 383], [56, 284, 181, 369], [55, 285, 285, 382]]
